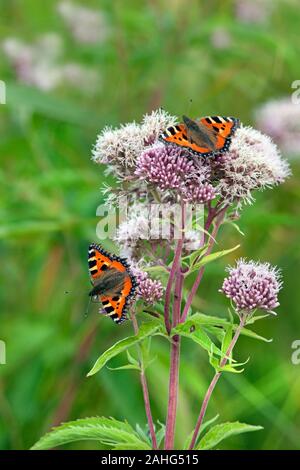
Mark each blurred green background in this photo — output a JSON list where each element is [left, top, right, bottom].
[[0, 0, 300, 450]]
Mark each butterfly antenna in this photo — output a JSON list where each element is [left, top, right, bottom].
[[85, 295, 92, 318], [186, 98, 193, 116]]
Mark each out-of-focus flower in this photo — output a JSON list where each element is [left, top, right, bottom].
[[3, 34, 100, 93], [220, 259, 282, 315], [255, 98, 300, 157], [61, 63, 100, 93], [93, 109, 177, 176], [57, 1, 109, 44], [3, 35, 64, 91], [131, 267, 164, 305], [234, 0, 273, 25], [210, 27, 232, 50], [214, 125, 291, 206]]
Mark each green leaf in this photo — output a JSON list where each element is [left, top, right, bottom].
[[221, 324, 233, 358], [143, 265, 169, 274], [31, 417, 151, 450], [126, 350, 140, 367], [106, 364, 141, 371], [196, 422, 263, 450], [6, 81, 103, 128], [181, 243, 209, 265], [189, 313, 272, 343], [184, 414, 219, 449], [87, 318, 165, 376], [172, 321, 222, 357], [187, 245, 240, 275], [219, 357, 250, 374], [155, 422, 166, 447]]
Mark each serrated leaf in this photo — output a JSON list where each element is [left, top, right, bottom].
[[113, 442, 151, 450], [184, 414, 219, 449], [31, 417, 151, 450], [188, 245, 240, 275], [196, 422, 263, 450], [87, 318, 164, 376], [189, 313, 272, 343]]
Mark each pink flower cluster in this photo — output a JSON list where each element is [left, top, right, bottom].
[[221, 259, 282, 314], [135, 144, 215, 204], [131, 267, 164, 305]]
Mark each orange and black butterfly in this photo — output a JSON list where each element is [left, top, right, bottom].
[[88, 243, 137, 324], [160, 115, 240, 157]]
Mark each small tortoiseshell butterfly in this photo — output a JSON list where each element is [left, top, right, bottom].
[[88, 243, 137, 324], [160, 115, 240, 157]]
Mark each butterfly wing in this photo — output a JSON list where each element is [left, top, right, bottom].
[[88, 243, 136, 324], [159, 123, 213, 155], [160, 115, 240, 156], [198, 116, 240, 155]]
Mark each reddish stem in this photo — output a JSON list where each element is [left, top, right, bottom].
[[164, 274, 183, 449], [189, 316, 245, 449], [164, 202, 186, 334], [181, 207, 227, 323], [131, 312, 158, 449], [164, 202, 186, 449]]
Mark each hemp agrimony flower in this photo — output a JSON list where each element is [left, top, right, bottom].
[[33, 108, 291, 452], [220, 259, 282, 315], [214, 125, 291, 205]]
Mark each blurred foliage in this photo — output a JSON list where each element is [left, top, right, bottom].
[[0, 0, 300, 450]]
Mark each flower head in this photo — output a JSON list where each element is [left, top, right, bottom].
[[255, 98, 300, 157], [92, 110, 177, 177], [210, 27, 232, 50], [142, 109, 177, 145], [93, 122, 145, 176], [220, 259, 282, 315], [135, 144, 196, 191], [3, 35, 64, 91], [131, 267, 164, 305], [235, 0, 272, 25], [213, 125, 291, 205], [57, 1, 109, 44]]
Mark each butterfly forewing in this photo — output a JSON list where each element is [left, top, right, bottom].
[[160, 114, 240, 156], [88, 243, 136, 324]]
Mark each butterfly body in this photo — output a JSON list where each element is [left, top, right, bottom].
[[88, 243, 136, 324], [160, 115, 240, 157]]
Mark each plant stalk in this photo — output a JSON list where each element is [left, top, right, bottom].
[[181, 206, 227, 322], [189, 315, 246, 449], [131, 312, 158, 449]]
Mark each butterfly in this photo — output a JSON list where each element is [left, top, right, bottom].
[[160, 115, 240, 157], [88, 243, 137, 324]]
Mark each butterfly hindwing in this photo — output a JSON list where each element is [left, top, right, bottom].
[[88, 243, 136, 324], [160, 115, 240, 157]]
